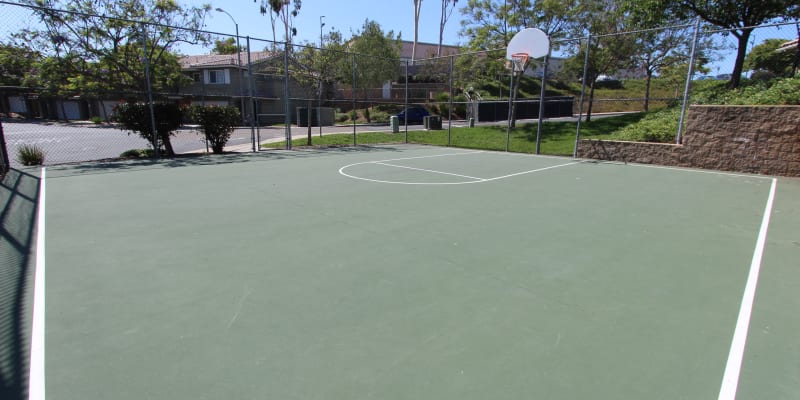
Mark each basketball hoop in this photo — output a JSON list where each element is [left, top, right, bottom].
[[511, 52, 530, 73]]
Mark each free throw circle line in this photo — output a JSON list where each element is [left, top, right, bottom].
[[374, 162, 486, 181], [339, 151, 579, 185]]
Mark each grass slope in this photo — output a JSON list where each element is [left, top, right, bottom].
[[263, 113, 645, 156]]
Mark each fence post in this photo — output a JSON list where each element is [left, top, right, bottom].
[[677, 17, 701, 144], [448, 55, 454, 146], [318, 46, 323, 138], [404, 60, 409, 142], [246, 37, 257, 152], [352, 53, 357, 145], [505, 66, 514, 152], [573, 33, 592, 158], [233, 31, 246, 127], [535, 49, 551, 155], [141, 22, 159, 159], [284, 40, 292, 150]]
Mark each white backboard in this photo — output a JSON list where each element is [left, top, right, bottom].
[[506, 28, 550, 59]]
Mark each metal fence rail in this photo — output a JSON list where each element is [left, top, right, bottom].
[[0, 0, 797, 165]]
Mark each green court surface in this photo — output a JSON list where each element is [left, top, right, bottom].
[[35, 145, 799, 399]]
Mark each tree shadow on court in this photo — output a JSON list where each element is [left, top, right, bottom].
[[45, 145, 406, 178], [0, 168, 40, 400]]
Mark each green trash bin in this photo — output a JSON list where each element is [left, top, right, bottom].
[[428, 115, 442, 130], [390, 116, 399, 133]]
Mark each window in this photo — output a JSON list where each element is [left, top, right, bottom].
[[205, 69, 229, 85], [191, 72, 201, 82]]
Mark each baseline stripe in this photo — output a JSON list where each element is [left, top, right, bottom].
[[29, 168, 46, 400], [717, 177, 778, 400]]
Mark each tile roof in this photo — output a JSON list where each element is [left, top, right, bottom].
[[400, 40, 460, 59], [777, 38, 798, 52], [179, 51, 276, 69]]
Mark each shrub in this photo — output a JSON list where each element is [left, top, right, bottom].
[[611, 108, 679, 143], [189, 105, 241, 153], [119, 149, 154, 159], [369, 109, 390, 124], [16, 144, 45, 166], [335, 112, 349, 123], [90, 116, 103, 124], [692, 76, 800, 105], [434, 92, 450, 115], [113, 102, 183, 156], [750, 70, 776, 82]]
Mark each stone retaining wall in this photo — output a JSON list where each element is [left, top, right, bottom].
[[576, 105, 800, 177]]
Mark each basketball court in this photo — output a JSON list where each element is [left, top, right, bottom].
[[27, 144, 799, 399]]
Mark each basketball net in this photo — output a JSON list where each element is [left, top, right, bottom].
[[511, 52, 530, 74]]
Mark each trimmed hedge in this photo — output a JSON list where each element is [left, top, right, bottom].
[[190, 105, 241, 154]]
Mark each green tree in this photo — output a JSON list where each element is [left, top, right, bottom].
[[211, 38, 241, 55], [458, 0, 583, 125], [621, 1, 697, 111], [343, 20, 402, 123], [655, 0, 800, 88], [562, 1, 638, 121], [17, 0, 210, 96], [413, 0, 423, 61], [295, 29, 348, 101], [438, 0, 459, 56], [255, 0, 302, 45], [291, 30, 347, 143], [114, 102, 183, 156], [744, 38, 797, 77], [0, 42, 40, 87]]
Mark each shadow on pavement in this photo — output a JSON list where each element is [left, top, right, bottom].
[[45, 144, 410, 178], [0, 168, 40, 400]]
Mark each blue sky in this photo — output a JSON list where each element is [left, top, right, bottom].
[[181, 1, 795, 76], [182, 0, 467, 53]]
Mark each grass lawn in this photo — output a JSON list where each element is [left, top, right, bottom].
[[262, 113, 645, 156]]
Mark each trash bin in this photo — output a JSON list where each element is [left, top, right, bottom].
[[423, 115, 431, 129], [390, 116, 399, 133], [468, 117, 475, 128], [428, 115, 442, 130]]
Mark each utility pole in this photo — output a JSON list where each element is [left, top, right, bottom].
[[216, 8, 247, 127]]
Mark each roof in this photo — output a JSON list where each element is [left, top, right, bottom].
[[777, 38, 798, 52], [400, 40, 460, 60], [178, 51, 276, 69]]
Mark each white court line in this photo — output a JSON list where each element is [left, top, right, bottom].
[[339, 151, 578, 185], [364, 150, 484, 164], [717, 177, 778, 400], [29, 168, 46, 400], [482, 162, 580, 182], [374, 162, 486, 181], [584, 160, 775, 180]]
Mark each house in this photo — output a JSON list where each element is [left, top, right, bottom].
[[777, 38, 798, 53], [400, 40, 460, 63], [178, 51, 311, 124]]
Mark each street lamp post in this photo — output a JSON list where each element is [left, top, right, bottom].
[[318, 15, 325, 137], [216, 8, 247, 127]]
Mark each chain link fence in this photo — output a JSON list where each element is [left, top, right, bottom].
[[0, 1, 797, 166]]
